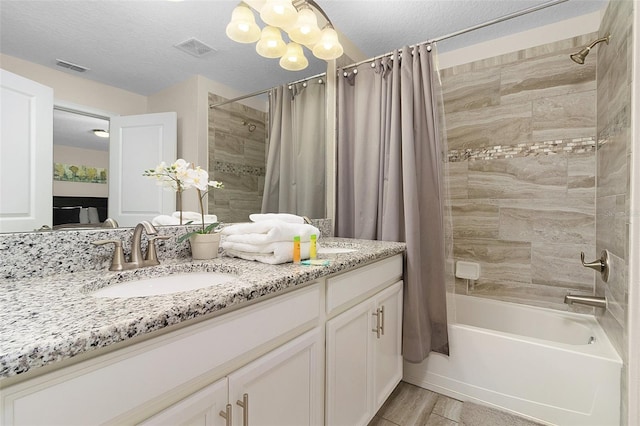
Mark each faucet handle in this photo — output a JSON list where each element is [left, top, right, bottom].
[[580, 250, 610, 282], [92, 239, 126, 271], [145, 235, 171, 262]]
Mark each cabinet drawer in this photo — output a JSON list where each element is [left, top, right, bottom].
[[4, 284, 320, 426], [326, 255, 402, 316]]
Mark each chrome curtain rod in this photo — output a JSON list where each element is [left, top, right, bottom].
[[340, 0, 569, 71], [286, 71, 326, 87], [209, 72, 327, 108], [209, 87, 271, 108]]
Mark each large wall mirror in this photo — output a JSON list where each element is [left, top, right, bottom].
[[208, 74, 327, 224], [0, 72, 328, 233]]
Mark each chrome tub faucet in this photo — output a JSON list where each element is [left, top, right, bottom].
[[564, 294, 607, 309]]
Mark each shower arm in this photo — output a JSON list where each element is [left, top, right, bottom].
[[586, 34, 611, 51]]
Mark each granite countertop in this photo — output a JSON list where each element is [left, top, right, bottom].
[[0, 237, 405, 381]]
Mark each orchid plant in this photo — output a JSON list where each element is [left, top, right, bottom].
[[143, 159, 223, 242]]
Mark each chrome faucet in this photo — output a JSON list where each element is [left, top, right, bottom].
[[93, 221, 170, 271], [564, 294, 607, 309]]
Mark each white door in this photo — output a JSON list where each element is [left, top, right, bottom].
[[228, 328, 323, 426], [109, 112, 176, 227], [0, 69, 53, 232], [138, 378, 229, 426], [373, 281, 403, 411], [326, 300, 374, 426]]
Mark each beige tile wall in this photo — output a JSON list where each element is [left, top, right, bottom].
[[441, 33, 599, 312], [595, 0, 634, 422], [208, 93, 267, 223]]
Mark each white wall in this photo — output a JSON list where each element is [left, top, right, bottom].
[[0, 54, 147, 114], [437, 11, 602, 69]]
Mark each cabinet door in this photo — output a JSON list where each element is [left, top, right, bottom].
[[326, 299, 375, 426], [228, 328, 323, 426], [138, 378, 228, 426], [373, 281, 403, 411]]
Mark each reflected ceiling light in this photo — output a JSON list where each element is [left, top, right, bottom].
[[226, 3, 261, 43], [279, 42, 309, 71], [226, 0, 343, 71], [256, 26, 287, 58], [92, 129, 109, 138]]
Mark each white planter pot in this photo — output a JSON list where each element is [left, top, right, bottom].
[[189, 233, 221, 260]]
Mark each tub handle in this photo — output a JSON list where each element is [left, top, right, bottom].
[[580, 250, 610, 282]]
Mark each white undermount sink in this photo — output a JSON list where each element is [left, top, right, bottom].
[[317, 246, 358, 255], [91, 272, 237, 298]]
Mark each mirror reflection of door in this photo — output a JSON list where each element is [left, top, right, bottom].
[[52, 108, 110, 229]]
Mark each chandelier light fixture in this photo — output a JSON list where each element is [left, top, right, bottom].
[[226, 0, 344, 71]]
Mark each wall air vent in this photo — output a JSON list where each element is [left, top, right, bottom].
[[174, 38, 216, 57], [55, 59, 90, 73]]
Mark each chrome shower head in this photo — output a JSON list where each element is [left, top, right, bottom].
[[570, 33, 611, 64]]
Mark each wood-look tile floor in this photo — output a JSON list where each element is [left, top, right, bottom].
[[369, 381, 464, 426]]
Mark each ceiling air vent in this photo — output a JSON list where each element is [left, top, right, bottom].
[[55, 59, 90, 73], [174, 38, 216, 58]]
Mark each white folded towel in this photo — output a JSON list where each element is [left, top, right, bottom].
[[223, 242, 311, 265], [172, 211, 218, 223], [249, 213, 305, 224], [152, 215, 180, 226], [221, 220, 320, 244]]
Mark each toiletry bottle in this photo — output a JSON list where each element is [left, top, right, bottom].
[[310, 234, 317, 260], [293, 236, 301, 264]]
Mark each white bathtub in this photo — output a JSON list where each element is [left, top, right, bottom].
[[403, 294, 622, 425]]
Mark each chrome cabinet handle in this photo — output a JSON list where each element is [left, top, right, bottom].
[[580, 250, 610, 282], [236, 393, 249, 426], [372, 308, 381, 338], [379, 305, 385, 336], [219, 403, 232, 426]]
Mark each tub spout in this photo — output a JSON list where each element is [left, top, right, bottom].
[[564, 294, 607, 309]]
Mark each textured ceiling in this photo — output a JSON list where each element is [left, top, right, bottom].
[[53, 109, 110, 152], [0, 0, 606, 97]]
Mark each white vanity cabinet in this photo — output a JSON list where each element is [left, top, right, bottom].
[[1, 253, 404, 426], [325, 255, 403, 426], [2, 284, 322, 426], [141, 328, 323, 426]]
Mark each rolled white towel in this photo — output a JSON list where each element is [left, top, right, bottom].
[[249, 213, 305, 224], [172, 211, 218, 223], [151, 215, 180, 226], [221, 220, 319, 244], [223, 242, 311, 264]]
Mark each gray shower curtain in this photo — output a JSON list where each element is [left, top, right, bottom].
[[336, 44, 449, 361], [262, 81, 326, 218]]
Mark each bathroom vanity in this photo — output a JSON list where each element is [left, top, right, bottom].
[[0, 237, 405, 425]]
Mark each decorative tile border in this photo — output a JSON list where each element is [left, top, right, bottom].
[[447, 137, 596, 162], [213, 160, 265, 177]]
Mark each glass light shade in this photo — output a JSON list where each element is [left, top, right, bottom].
[[287, 8, 321, 45], [312, 27, 343, 60], [225, 4, 260, 43], [260, 0, 297, 28], [279, 42, 309, 71], [256, 26, 286, 58], [92, 129, 109, 138]]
